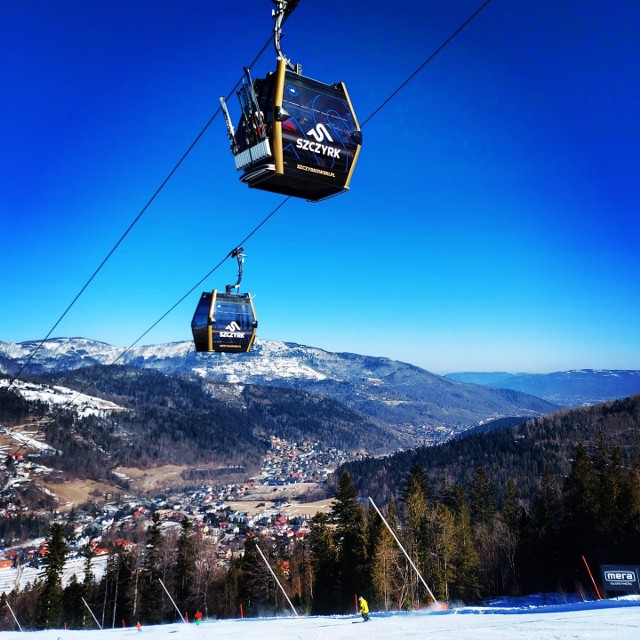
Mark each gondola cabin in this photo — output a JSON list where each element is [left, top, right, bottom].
[[191, 290, 258, 353], [222, 58, 362, 201]]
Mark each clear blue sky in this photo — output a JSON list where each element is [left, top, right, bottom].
[[1, 1, 638, 374]]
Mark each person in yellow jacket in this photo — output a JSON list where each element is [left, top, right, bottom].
[[358, 596, 370, 622]]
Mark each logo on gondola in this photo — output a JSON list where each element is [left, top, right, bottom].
[[220, 321, 245, 339], [296, 123, 341, 158], [306, 123, 333, 143]]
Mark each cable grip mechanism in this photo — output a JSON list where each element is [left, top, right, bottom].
[[226, 247, 246, 294]]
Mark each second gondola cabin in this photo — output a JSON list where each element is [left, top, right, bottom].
[[191, 290, 258, 353], [221, 58, 363, 202]]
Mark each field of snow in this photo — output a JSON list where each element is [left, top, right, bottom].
[[0, 378, 126, 418], [0, 555, 109, 596], [3, 596, 640, 639]]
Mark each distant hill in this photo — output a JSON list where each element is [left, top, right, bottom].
[[445, 370, 640, 407], [0, 338, 558, 439], [51, 365, 402, 456], [0, 366, 399, 501], [340, 394, 640, 507]]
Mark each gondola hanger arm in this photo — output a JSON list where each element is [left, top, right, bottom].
[[272, 0, 302, 73]]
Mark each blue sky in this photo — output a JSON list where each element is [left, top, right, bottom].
[[1, 1, 638, 374]]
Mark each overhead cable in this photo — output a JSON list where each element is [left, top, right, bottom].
[[8, 34, 274, 390]]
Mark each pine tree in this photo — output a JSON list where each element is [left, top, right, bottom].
[[401, 465, 431, 532], [308, 512, 338, 614], [100, 545, 134, 629], [592, 440, 627, 561], [370, 500, 402, 610], [242, 540, 277, 615], [62, 575, 85, 629], [498, 479, 521, 594], [449, 484, 481, 603], [561, 443, 600, 582], [175, 516, 197, 615], [619, 460, 640, 562], [37, 523, 68, 628], [331, 471, 368, 613], [138, 513, 164, 623], [429, 503, 456, 602], [400, 464, 436, 607], [0, 592, 7, 630], [469, 467, 497, 527], [218, 558, 241, 618], [81, 551, 97, 629], [288, 541, 314, 613], [520, 467, 563, 592], [502, 479, 521, 533]]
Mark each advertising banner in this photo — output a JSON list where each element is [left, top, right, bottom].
[[601, 565, 640, 592]]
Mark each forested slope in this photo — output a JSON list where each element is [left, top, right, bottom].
[[341, 394, 640, 505], [1, 366, 400, 491]]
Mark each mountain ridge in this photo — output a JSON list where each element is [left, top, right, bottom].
[[0, 337, 558, 435], [446, 369, 640, 406]]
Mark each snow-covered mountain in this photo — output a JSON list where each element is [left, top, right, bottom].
[[0, 338, 346, 382], [0, 338, 557, 432], [446, 370, 640, 407]]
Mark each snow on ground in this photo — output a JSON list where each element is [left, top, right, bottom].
[[2, 596, 640, 639], [0, 556, 109, 596], [0, 426, 58, 453], [0, 378, 126, 418]]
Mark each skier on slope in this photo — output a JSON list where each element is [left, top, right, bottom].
[[358, 596, 370, 622]]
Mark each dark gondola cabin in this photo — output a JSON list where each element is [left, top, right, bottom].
[[222, 58, 362, 201], [191, 290, 258, 353]]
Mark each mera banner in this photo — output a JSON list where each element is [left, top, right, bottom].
[[601, 565, 640, 591]]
